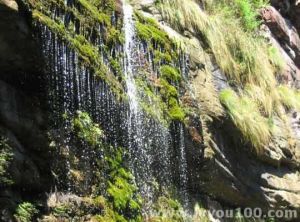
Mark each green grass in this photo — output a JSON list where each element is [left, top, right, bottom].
[[156, 0, 299, 154], [157, 0, 279, 114], [220, 89, 272, 154], [278, 85, 300, 111]]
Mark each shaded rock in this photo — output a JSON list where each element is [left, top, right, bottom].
[[0, 0, 43, 92]]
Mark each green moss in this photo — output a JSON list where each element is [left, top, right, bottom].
[[92, 196, 129, 222], [168, 97, 185, 121], [160, 65, 181, 81], [159, 79, 178, 97], [77, 0, 111, 25], [135, 12, 171, 48], [154, 50, 172, 64], [106, 27, 125, 47], [136, 21, 169, 46], [71, 35, 102, 66], [14, 202, 38, 222], [106, 148, 142, 222], [109, 57, 123, 77], [0, 137, 13, 186], [72, 111, 103, 147]]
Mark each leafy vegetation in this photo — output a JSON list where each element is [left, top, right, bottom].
[[14, 202, 38, 222], [72, 111, 104, 147], [0, 136, 13, 186]]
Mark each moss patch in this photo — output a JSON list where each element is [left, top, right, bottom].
[[105, 148, 142, 222]]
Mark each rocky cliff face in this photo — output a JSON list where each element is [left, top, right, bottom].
[[1, 0, 300, 221]]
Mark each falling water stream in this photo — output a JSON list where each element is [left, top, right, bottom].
[[122, 0, 156, 204], [123, 1, 139, 115]]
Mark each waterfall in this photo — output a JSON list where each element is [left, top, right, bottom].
[[123, 1, 139, 115], [121, 0, 191, 209], [35, 0, 194, 214], [179, 123, 189, 207], [122, 0, 155, 202]]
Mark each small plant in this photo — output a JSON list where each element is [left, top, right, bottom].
[[278, 85, 300, 111], [73, 111, 104, 147], [193, 204, 210, 222], [0, 136, 13, 186], [14, 202, 38, 222], [52, 204, 70, 218], [234, 0, 261, 31]]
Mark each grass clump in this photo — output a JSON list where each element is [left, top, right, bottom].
[[220, 89, 272, 154], [157, 0, 279, 112], [277, 85, 300, 111], [268, 46, 285, 72], [14, 202, 38, 222]]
